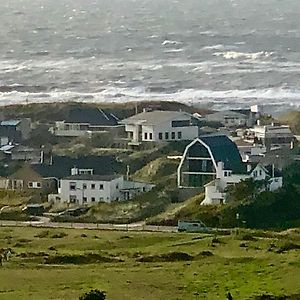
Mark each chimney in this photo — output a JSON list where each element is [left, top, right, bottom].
[[71, 167, 79, 176]]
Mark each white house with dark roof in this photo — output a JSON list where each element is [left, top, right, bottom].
[[51, 107, 124, 137], [56, 170, 155, 205], [119, 110, 199, 145]]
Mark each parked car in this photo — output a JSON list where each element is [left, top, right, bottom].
[[178, 220, 212, 233]]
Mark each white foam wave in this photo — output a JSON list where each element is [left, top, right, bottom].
[[161, 40, 181, 46], [0, 87, 299, 109], [213, 51, 274, 60]]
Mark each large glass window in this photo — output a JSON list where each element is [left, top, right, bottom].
[[172, 120, 190, 127]]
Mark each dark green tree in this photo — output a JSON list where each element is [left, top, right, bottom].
[[79, 289, 106, 300]]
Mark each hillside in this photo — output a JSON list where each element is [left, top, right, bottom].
[[279, 111, 300, 134]]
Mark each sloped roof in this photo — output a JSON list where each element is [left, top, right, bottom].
[[32, 155, 122, 179], [120, 110, 192, 125], [64, 108, 119, 126], [199, 134, 246, 174], [206, 110, 248, 119]]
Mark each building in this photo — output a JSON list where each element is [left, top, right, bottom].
[[51, 107, 124, 137], [57, 173, 155, 205], [0, 119, 31, 143], [205, 110, 249, 128], [177, 134, 246, 188], [248, 123, 294, 150], [177, 135, 282, 205], [120, 110, 199, 145], [202, 163, 283, 205]]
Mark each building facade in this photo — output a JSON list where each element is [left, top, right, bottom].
[[120, 110, 199, 145]]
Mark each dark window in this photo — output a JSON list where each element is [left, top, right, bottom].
[[70, 182, 76, 191], [144, 132, 148, 140], [171, 132, 176, 139], [158, 133, 163, 140], [28, 182, 33, 188], [82, 183, 87, 189], [116, 184, 119, 189], [83, 197, 87, 203], [165, 132, 169, 140], [36, 182, 41, 188], [91, 184, 95, 189], [69, 195, 77, 203], [149, 132, 153, 140], [172, 120, 190, 127], [177, 132, 182, 139], [99, 184, 104, 190], [91, 197, 95, 202]]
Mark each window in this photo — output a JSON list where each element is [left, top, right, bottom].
[[116, 184, 119, 189], [99, 184, 104, 190], [158, 133, 163, 140], [28, 182, 42, 189], [171, 132, 176, 140], [177, 132, 182, 140], [79, 169, 93, 175], [70, 182, 76, 191], [82, 183, 87, 189], [83, 197, 87, 203], [28, 182, 33, 188], [165, 132, 169, 140], [69, 195, 77, 203], [253, 171, 257, 178], [259, 170, 262, 176], [91, 197, 96, 202], [149, 132, 153, 140], [99, 197, 104, 201], [91, 184, 95, 189], [172, 120, 190, 127], [36, 182, 41, 188], [224, 171, 228, 177], [144, 132, 148, 140]]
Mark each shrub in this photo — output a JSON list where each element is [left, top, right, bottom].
[[79, 289, 106, 300]]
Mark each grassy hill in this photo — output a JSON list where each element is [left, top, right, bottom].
[[0, 226, 299, 299], [279, 111, 300, 134]]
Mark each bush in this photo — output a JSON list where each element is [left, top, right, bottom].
[[79, 289, 106, 300]]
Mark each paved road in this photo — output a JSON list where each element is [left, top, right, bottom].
[[0, 219, 178, 233]]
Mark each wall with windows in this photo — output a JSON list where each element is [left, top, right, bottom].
[[59, 176, 124, 204]]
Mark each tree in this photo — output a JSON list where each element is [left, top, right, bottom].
[[79, 289, 106, 300]]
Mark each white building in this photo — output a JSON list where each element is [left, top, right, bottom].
[[202, 162, 283, 205], [56, 173, 155, 205], [119, 110, 199, 145]]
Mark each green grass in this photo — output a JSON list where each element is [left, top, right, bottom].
[[0, 226, 300, 299]]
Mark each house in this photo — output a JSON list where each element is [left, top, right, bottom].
[[56, 173, 155, 205], [177, 134, 283, 205], [177, 134, 246, 188], [247, 123, 294, 150], [0, 119, 31, 143], [119, 110, 199, 145], [0, 155, 122, 195], [205, 110, 249, 128], [4, 164, 57, 194], [51, 107, 124, 137]]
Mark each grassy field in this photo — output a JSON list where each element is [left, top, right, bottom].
[[0, 226, 299, 300]]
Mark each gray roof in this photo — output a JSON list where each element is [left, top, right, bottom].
[[120, 110, 192, 125], [64, 108, 119, 126], [63, 174, 122, 181], [206, 110, 248, 119], [199, 134, 246, 173]]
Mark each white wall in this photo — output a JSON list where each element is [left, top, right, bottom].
[[59, 176, 124, 204]]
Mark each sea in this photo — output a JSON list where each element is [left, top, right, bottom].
[[0, 0, 300, 113]]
